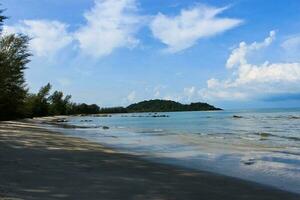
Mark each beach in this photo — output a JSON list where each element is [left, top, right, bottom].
[[59, 110, 300, 193], [0, 119, 299, 200]]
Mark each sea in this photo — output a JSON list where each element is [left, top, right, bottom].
[[48, 108, 300, 193]]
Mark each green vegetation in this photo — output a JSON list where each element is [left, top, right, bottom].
[[0, 9, 6, 30], [24, 83, 100, 117], [99, 100, 221, 114], [25, 83, 52, 117], [99, 107, 128, 114], [67, 103, 100, 115], [127, 99, 221, 113], [0, 14, 31, 120]]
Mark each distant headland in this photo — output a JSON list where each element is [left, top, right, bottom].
[[99, 99, 222, 113]]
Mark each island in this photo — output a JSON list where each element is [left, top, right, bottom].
[[99, 99, 222, 113]]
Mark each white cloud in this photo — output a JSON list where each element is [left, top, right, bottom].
[[154, 90, 160, 97], [3, 20, 73, 56], [184, 86, 196, 99], [281, 35, 300, 51], [163, 95, 182, 102], [153, 85, 167, 98], [201, 31, 300, 101], [152, 86, 198, 103], [281, 35, 300, 60], [226, 31, 275, 69], [3, 0, 142, 59], [162, 87, 197, 103], [150, 5, 242, 53], [75, 0, 141, 58], [1, 2, 243, 59], [127, 91, 136, 102]]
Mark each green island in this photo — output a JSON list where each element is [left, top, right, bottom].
[[119, 99, 221, 113], [96, 100, 221, 114]]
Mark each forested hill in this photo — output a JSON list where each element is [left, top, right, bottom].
[[126, 100, 222, 113]]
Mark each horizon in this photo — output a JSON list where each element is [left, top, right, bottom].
[[90, 98, 300, 111], [2, 0, 300, 109]]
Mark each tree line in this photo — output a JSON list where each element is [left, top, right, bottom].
[[0, 9, 99, 120], [24, 83, 100, 118]]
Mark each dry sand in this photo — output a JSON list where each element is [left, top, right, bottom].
[[0, 120, 299, 200]]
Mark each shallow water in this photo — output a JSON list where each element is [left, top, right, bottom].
[[53, 108, 300, 193]]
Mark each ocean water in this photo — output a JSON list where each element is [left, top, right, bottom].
[[53, 108, 300, 193]]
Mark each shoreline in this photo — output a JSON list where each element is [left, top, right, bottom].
[[0, 119, 299, 200]]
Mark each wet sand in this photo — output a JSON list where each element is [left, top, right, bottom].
[[0, 120, 299, 200]]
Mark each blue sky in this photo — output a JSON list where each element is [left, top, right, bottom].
[[2, 0, 300, 109]]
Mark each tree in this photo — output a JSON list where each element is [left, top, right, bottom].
[[0, 34, 31, 120], [25, 83, 52, 117], [49, 91, 71, 115], [0, 8, 31, 120], [99, 107, 127, 114], [33, 83, 52, 116], [0, 9, 7, 32]]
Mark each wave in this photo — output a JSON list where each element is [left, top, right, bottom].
[[253, 132, 300, 141]]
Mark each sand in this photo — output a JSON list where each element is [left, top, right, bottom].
[[0, 120, 299, 200]]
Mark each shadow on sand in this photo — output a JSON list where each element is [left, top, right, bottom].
[[0, 121, 299, 200]]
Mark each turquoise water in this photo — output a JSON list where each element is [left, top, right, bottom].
[[57, 108, 300, 193]]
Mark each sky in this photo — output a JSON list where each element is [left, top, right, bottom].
[[2, 0, 300, 109]]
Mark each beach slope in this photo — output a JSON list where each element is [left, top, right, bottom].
[[0, 120, 299, 200]]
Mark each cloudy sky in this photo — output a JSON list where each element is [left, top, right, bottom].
[[2, 0, 300, 109]]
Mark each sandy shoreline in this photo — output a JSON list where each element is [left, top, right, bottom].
[[0, 119, 299, 200]]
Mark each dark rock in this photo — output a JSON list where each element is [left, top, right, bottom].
[[80, 119, 93, 122], [258, 132, 272, 137], [152, 115, 169, 118], [97, 114, 112, 117], [289, 116, 300, 119], [242, 159, 256, 165], [233, 115, 243, 119]]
